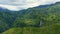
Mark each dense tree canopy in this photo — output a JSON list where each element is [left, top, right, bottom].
[[0, 2, 60, 34]]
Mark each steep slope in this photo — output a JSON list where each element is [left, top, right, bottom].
[[0, 2, 60, 34], [2, 23, 60, 34], [0, 9, 18, 33], [13, 2, 60, 27]]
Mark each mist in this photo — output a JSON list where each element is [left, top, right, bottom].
[[0, 0, 60, 11]]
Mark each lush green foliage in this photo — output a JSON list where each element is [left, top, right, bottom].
[[2, 24, 60, 34], [0, 2, 60, 34]]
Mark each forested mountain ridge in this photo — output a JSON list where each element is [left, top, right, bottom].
[[0, 2, 60, 34]]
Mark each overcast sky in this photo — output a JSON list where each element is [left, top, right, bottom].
[[0, 0, 60, 11]]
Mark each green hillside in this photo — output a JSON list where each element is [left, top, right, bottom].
[[2, 23, 60, 34], [13, 2, 60, 27], [0, 2, 60, 34]]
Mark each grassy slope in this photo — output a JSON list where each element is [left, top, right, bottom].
[[2, 23, 60, 34]]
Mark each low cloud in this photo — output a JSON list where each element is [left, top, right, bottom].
[[0, 0, 60, 11]]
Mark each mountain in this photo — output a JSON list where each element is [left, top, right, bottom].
[[0, 2, 60, 34], [0, 8, 18, 33]]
